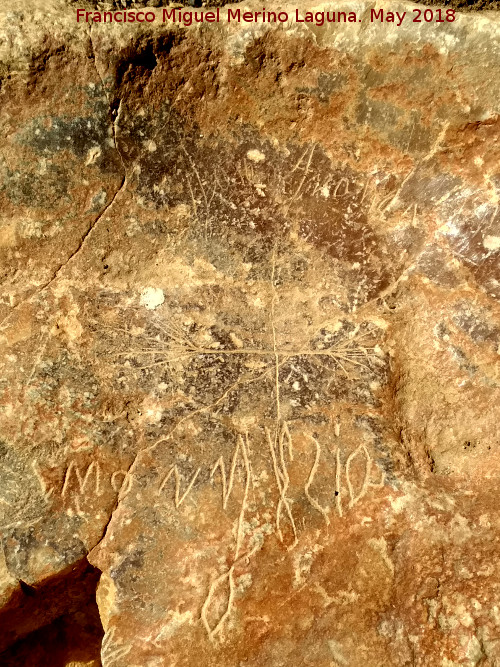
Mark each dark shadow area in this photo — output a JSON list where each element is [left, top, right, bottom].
[[0, 559, 103, 665], [0, 602, 103, 666]]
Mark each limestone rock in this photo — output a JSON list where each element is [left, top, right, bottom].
[[1, 1, 500, 665]]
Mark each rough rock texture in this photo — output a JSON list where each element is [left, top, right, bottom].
[[1, 1, 500, 665]]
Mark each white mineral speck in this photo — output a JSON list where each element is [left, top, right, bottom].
[[140, 287, 165, 310], [483, 235, 500, 251], [246, 149, 265, 163]]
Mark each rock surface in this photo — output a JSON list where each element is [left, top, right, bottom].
[[1, 1, 500, 665]]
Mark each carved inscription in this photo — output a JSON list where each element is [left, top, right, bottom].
[[147, 421, 387, 638], [101, 627, 132, 667], [30, 458, 131, 516], [305, 435, 330, 526], [201, 433, 254, 638], [62, 460, 102, 499], [159, 465, 202, 508], [266, 423, 298, 548]]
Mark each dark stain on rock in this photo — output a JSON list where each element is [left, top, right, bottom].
[[1, 163, 70, 208], [452, 304, 500, 346], [17, 108, 120, 175], [297, 72, 346, 103], [450, 345, 478, 375]]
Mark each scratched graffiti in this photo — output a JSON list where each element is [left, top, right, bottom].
[[101, 626, 132, 667], [83, 231, 392, 642], [117, 420, 388, 638]]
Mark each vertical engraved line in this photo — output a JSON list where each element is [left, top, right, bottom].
[[175, 467, 201, 508], [201, 432, 254, 639], [101, 626, 132, 667], [305, 436, 330, 525], [281, 425, 298, 548], [270, 247, 281, 443], [158, 465, 201, 508], [62, 461, 100, 498], [266, 425, 298, 548], [346, 444, 372, 509], [284, 142, 315, 215], [281, 421, 294, 462], [267, 426, 285, 542], [61, 462, 74, 498], [201, 564, 236, 639], [181, 145, 209, 236], [234, 433, 251, 560], [280, 425, 297, 543], [210, 438, 241, 510], [335, 447, 343, 518], [96, 462, 102, 496]]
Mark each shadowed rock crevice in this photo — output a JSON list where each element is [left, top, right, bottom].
[[0, 605, 103, 666], [0, 559, 103, 658]]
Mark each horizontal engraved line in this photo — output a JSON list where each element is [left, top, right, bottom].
[[112, 347, 374, 356]]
